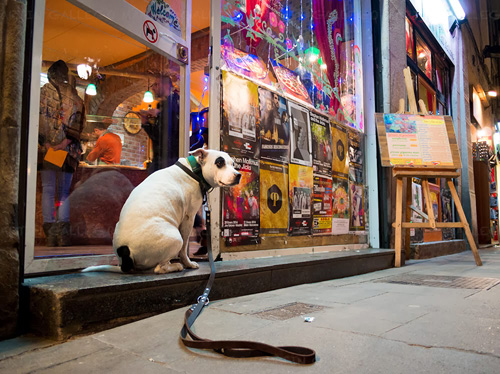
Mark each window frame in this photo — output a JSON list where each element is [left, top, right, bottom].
[[24, 0, 191, 274], [405, 7, 452, 116]]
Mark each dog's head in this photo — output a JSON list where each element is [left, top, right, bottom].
[[189, 148, 241, 188]]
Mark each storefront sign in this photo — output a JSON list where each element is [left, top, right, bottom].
[[408, 0, 455, 60], [145, 0, 181, 37]]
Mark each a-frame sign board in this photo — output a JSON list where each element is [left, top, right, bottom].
[[376, 68, 482, 267]]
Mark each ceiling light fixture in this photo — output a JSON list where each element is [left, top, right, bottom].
[[487, 90, 497, 97], [77, 64, 92, 80], [85, 83, 97, 96], [143, 79, 154, 103]]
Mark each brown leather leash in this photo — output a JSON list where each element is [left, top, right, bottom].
[[180, 208, 316, 364]]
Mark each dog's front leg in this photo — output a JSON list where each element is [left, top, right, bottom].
[[178, 220, 199, 269]]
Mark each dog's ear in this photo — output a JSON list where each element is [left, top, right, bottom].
[[189, 148, 208, 165]]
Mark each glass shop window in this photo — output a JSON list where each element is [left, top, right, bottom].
[[220, 0, 365, 132], [405, 8, 452, 116], [34, 0, 181, 257], [416, 35, 432, 80], [405, 17, 414, 60], [418, 79, 436, 114]]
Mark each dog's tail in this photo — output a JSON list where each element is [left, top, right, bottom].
[[117, 246, 134, 272], [81, 246, 134, 273], [81, 265, 122, 273]]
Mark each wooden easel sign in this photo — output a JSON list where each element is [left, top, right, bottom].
[[375, 108, 482, 267]]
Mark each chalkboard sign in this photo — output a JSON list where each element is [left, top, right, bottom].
[[376, 113, 461, 170]]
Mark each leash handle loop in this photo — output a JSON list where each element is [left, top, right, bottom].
[[180, 210, 316, 365]]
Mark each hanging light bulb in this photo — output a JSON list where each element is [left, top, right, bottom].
[[143, 90, 154, 103], [77, 64, 92, 80], [85, 83, 97, 96], [143, 79, 154, 103]]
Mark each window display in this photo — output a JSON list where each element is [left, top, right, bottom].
[[33, 0, 182, 257], [219, 0, 367, 247]]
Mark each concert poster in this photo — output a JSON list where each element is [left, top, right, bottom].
[[331, 177, 350, 235], [222, 155, 261, 246], [289, 101, 312, 167], [271, 59, 312, 105], [348, 130, 363, 166], [349, 182, 365, 231], [259, 161, 289, 236], [221, 71, 260, 158], [349, 165, 364, 184], [331, 121, 349, 178], [289, 164, 313, 235], [221, 46, 272, 86], [258, 88, 290, 164], [312, 176, 333, 235], [310, 112, 333, 178]]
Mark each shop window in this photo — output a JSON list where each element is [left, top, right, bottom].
[[416, 35, 432, 80], [25, 0, 192, 272], [406, 6, 452, 116], [405, 17, 414, 60], [418, 79, 436, 114], [217, 0, 367, 248], [220, 0, 364, 132]]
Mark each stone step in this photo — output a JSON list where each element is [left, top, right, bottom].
[[22, 248, 395, 340]]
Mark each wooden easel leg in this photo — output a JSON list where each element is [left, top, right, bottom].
[[447, 179, 483, 266], [421, 179, 436, 228], [395, 177, 404, 267], [405, 178, 412, 260]]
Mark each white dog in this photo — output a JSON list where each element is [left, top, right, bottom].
[[82, 148, 241, 274]]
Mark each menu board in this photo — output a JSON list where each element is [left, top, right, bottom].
[[376, 114, 461, 169]]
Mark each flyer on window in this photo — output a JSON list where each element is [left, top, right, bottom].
[[349, 182, 365, 231], [289, 101, 312, 167], [348, 130, 363, 166], [310, 112, 333, 178], [331, 121, 349, 178], [260, 161, 289, 236], [289, 163, 313, 235], [222, 155, 260, 246], [258, 88, 290, 164], [221, 71, 260, 158], [312, 175, 333, 235], [331, 177, 350, 235]]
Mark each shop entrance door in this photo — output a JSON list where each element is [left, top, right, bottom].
[[24, 0, 191, 274]]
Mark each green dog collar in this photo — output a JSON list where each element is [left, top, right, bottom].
[[187, 155, 212, 196]]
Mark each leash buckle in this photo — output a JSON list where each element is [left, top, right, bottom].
[[197, 295, 210, 306]]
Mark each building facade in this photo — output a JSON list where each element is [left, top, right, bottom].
[[0, 0, 498, 340]]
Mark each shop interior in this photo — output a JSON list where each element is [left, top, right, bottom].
[[35, 0, 211, 257]]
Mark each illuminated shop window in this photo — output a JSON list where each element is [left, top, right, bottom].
[[416, 35, 432, 80], [405, 17, 414, 60], [220, 0, 364, 132], [33, 0, 181, 258], [406, 3, 452, 116]]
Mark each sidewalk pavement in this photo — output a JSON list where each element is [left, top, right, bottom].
[[2, 248, 500, 373]]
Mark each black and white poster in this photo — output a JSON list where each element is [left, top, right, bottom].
[[258, 88, 290, 164], [288, 101, 312, 167]]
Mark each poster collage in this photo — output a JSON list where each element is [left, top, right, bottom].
[[221, 71, 367, 246]]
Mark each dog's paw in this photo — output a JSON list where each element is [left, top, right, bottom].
[[186, 261, 199, 269], [154, 262, 184, 274]]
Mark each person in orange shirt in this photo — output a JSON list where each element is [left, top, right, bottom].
[[87, 123, 122, 165]]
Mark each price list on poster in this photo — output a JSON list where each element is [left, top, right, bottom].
[[383, 114, 453, 166]]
